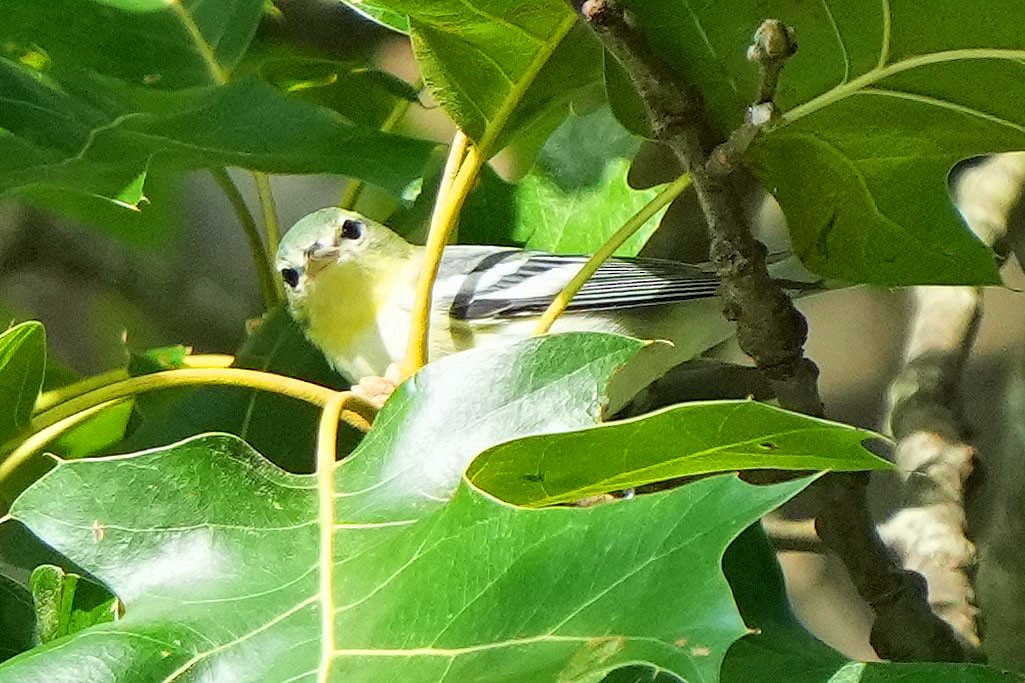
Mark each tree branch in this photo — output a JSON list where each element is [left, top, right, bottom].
[[574, 0, 970, 661], [210, 168, 280, 309], [879, 152, 1025, 652]]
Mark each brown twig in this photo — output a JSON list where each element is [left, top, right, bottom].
[[574, 0, 970, 661], [747, 19, 798, 104], [707, 20, 795, 177], [579, 1, 813, 400]]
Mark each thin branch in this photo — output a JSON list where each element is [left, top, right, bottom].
[[879, 152, 1025, 650], [747, 19, 798, 104], [0, 368, 376, 486], [435, 130, 471, 213], [533, 173, 692, 335], [402, 133, 481, 377], [340, 78, 424, 211], [253, 172, 283, 288], [400, 14, 578, 377], [179, 7, 285, 309], [24, 369, 364, 435], [707, 19, 795, 176], [34, 353, 233, 413], [2, 400, 127, 486], [575, 0, 970, 661], [210, 169, 281, 308], [577, 0, 817, 407]]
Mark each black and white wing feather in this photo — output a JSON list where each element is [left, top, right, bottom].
[[437, 247, 720, 322]]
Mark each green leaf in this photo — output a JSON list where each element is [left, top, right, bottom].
[[97, 77, 435, 196], [30, 565, 116, 644], [0, 0, 434, 218], [2, 334, 814, 681], [365, 1, 600, 155], [0, 322, 45, 445], [604, 50, 653, 139], [14, 161, 183, 249], [30, 565, 76, 644], [618, 1, 1012, 285], [0, 58, 435, 201], [259, 57, 420, 128], [609, 527, 1025, 683], [127, 345, 190, 375], [49, 403, 134, 461], [469, 400, 890, 506], [461, 107, 671, 255], [1, 0, 266, 88]]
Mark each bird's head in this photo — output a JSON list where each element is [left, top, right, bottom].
[[275, 208, 413, 322]]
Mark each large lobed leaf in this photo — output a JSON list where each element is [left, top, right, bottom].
[[0, 58, 434, 201], [2, 334, 817, 682], [616, 0, 1019, 285]]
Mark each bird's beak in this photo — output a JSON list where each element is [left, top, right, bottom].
[[307, 245, 340, 261], [304, 243, 341, 276]]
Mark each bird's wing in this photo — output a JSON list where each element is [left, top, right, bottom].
[[436, 247, 720, 321]]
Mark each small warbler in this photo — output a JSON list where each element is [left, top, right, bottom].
[[276, 207, 737, 384]]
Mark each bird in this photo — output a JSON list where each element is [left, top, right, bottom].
[[275, 207, 737, 389]]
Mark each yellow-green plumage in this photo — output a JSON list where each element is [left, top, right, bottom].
[[276, 208, 734, 384]]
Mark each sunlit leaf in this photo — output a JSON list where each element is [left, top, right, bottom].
[[1, 334, 813, 681], [0, 59, 435, 203], [469, 400, 890, 507], [357, 1, 600, 155]]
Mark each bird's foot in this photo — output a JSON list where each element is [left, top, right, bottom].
[[351, 363, 402, 410]]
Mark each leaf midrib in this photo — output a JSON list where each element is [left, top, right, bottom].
[[474, 12, 578, 155], [784, 48, 1025, 124], [167, 0, 228, 85]]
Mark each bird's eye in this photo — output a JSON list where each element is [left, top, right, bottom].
[[341, 219, 363, 240], [280, 267, 300, 288]]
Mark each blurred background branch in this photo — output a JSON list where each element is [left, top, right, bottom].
[[879, 152, 1025, 651]]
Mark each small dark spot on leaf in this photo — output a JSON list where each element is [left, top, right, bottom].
[[524, 473, 544, 483], [758, 442, 778, 450]]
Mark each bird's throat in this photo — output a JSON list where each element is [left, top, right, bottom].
[[304, 257, 412, 379]]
